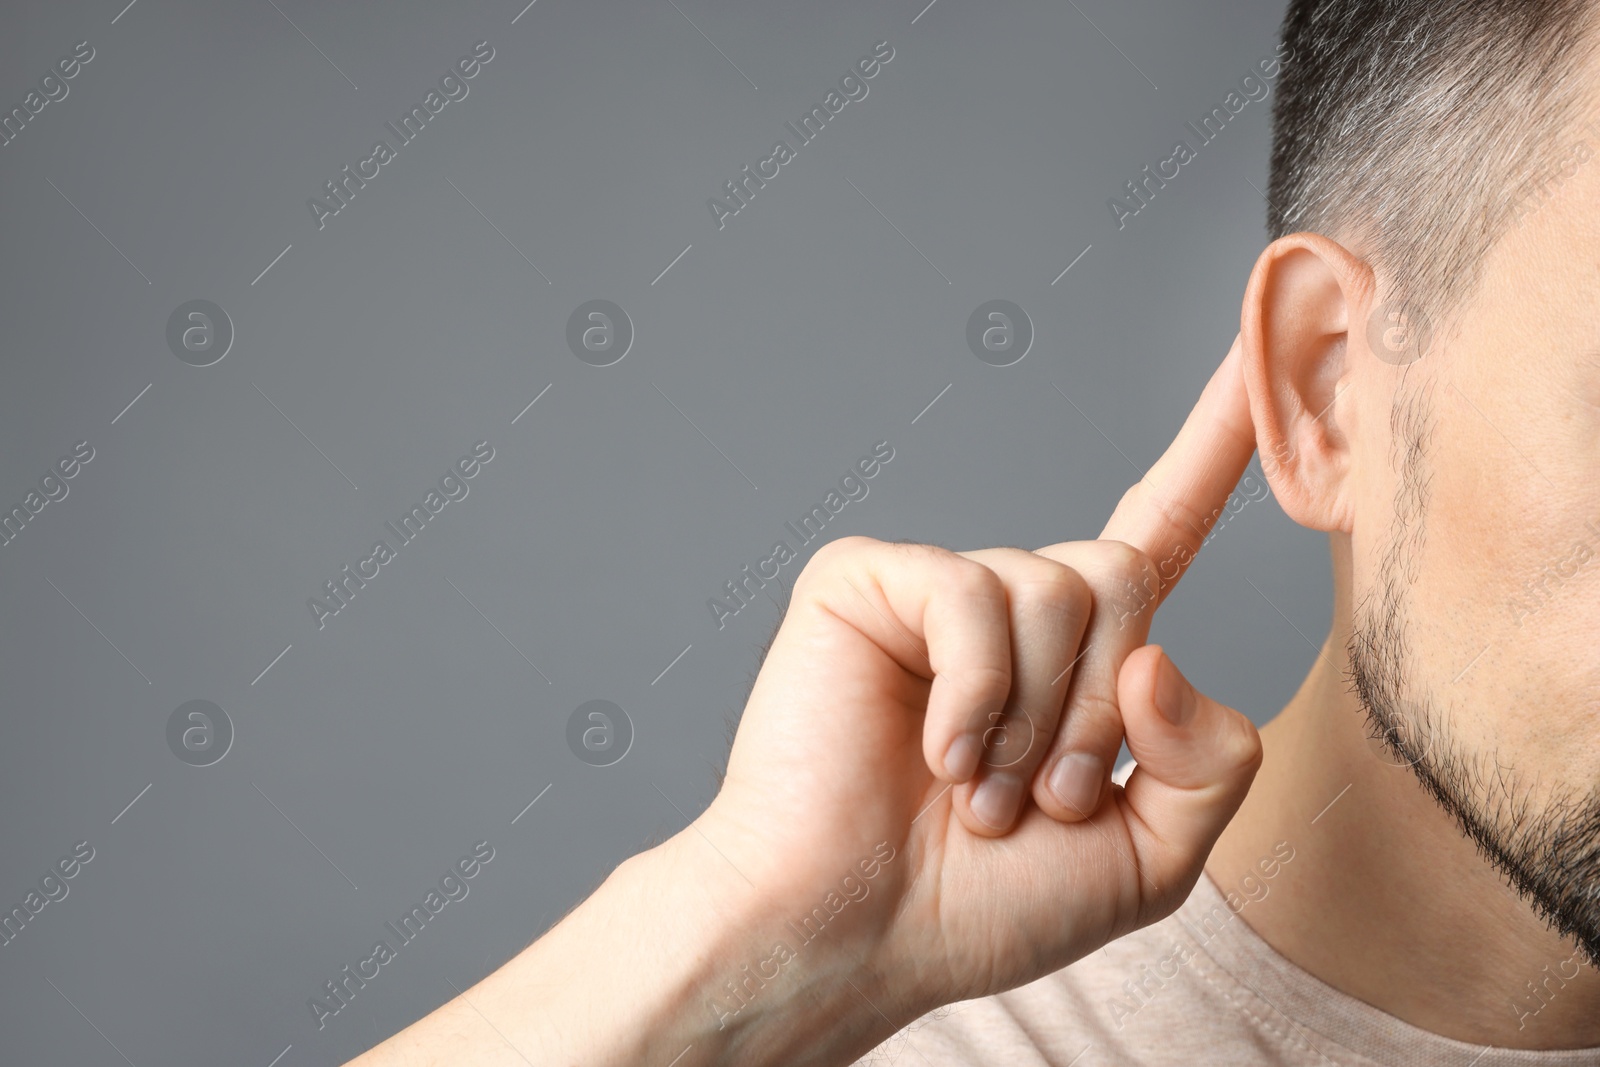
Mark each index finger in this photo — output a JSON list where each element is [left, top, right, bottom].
[[1097, 333, 1257, 610]]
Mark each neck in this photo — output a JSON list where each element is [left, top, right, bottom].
[[1205, 611, 1600, 1047]]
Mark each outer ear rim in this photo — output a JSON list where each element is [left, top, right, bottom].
[[1239, 231, 1373, 534]]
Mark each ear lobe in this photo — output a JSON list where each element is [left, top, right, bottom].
[[1240, 232, 1371, 534]]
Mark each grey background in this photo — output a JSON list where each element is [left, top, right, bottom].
[[0, 0, 1326, 1063]]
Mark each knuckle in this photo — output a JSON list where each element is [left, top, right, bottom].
[[1096, 538, 1158, 583], [1012, 562, 1093, 622], [1143, 489, 1210, 551], [1017, 555, 1092, 598], [1065, 686, 1122, 727], [1111, 481, 1144, 521], [796, 534, 877, 587], [957, 661, 1014, 707], [1092, 544, 1162, 617], [944, 553, 1007, 602], [824, 533, 880, 560]]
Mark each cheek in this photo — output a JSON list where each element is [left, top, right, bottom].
[[1409, 393, 1550, 628], [1411, 390, 1600, 747]]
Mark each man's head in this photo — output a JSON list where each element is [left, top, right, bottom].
[[1245, 0, 1600, 965]]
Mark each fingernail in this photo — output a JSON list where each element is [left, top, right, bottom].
[[1154, 652, 1195, 726], [944, 733, 981, 781], [969, 772, 1023, 830], [1048, 752, 1104, 816]]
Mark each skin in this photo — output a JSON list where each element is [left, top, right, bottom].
[[342, 63, 1600, 1067], [1205, 104, 1600, 1046]]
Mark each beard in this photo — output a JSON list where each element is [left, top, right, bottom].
[[1346, 378, 1600, 970]]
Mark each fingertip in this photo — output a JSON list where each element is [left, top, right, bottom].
[[968, 771, 1024, 833], [1119, 644, 1165, 708], [941, 732, 982, 783], [950, 779, 1010, 837], [1040, 750, 1105, 822], [1151, 647, 1197, 727], [1120, 644, 1263, 795]]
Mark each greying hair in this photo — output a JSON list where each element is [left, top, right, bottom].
[[1268, 0, 1598, 331]]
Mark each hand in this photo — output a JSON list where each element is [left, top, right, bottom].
[[344, 336, 1266, 1067], [692, 335, 1264, 1027]]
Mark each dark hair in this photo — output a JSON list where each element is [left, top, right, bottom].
[[1267, 0, 1597, 331]]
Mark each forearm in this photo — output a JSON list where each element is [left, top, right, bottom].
[[347, 830, 905, 1067]]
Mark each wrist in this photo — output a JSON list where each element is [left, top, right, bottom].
[[348, 833, 762, 1067], [348, 819, 914, 1067], [630, 826, 905, 1067]]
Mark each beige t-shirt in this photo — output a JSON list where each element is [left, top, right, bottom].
[[851, 868, 1600, 1067]]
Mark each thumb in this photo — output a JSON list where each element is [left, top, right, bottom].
[[1114, 644, 1263, 910]]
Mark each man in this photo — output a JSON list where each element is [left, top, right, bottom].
[[348, 0, 1600, 1063]]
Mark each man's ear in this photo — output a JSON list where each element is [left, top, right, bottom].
[[1240, 232, 1373, 534]]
